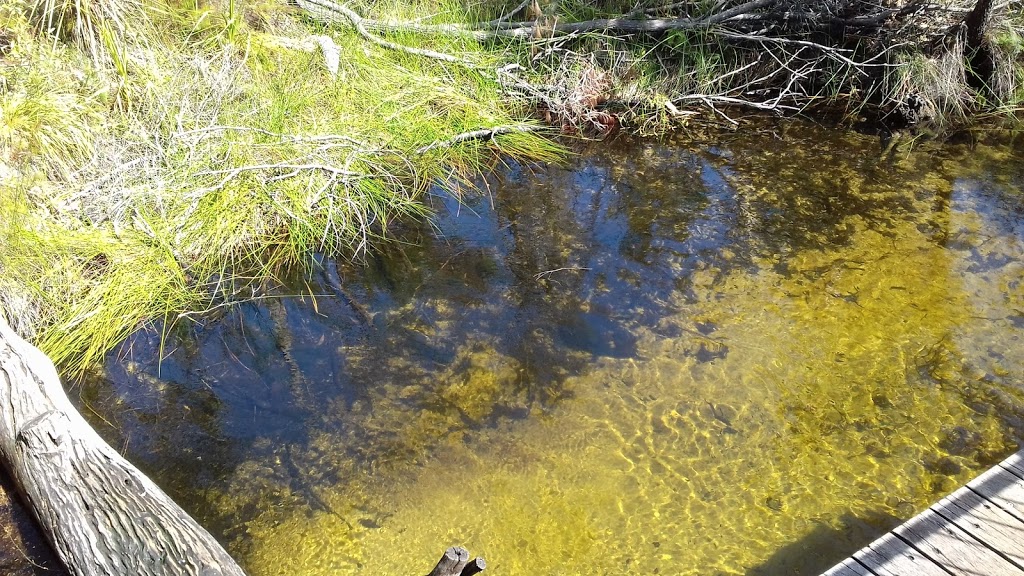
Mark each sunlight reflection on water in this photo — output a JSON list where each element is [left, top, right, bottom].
[[83, 125, 1024, 576]]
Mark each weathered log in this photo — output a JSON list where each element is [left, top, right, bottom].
[[0, 316, 248, 576], [426, 546, 487, 576]]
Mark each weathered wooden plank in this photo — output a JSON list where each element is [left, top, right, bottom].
[[893, 507, 1024, 575], [970, 470, 1024, 522], [820, 557, 872, 576], [820, 451, 1024, 576], [998, 452, 1024, 480], [853, 533, 950, 576], [932, 485, 1024, 569]]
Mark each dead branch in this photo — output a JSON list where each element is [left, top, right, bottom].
[[298, 0, 782, 38], [291, 0, 1022, 130], [297, 0, 492, 40], [297, 0, 475, 64], [262, 34, 341, 75], [715, 32, 869, 72], [416, 124, 545, 154], [174, 125, 370, 148]]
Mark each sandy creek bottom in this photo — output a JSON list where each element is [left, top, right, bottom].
[[66, 125, 1024, 576]]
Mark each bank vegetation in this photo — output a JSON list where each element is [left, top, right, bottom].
[[1, 0, 1022, 376]]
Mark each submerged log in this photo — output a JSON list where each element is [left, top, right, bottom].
[[0, 316, 247, 576]]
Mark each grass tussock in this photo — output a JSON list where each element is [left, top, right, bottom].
[[888, 45, 976, 130], [0, 0, 561, 375], [991, 12, 1024, 110], [28, 0, 149, 65], [0, 38, 102, 179]]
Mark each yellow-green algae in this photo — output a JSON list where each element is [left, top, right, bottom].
[[213, 133, 1024, 575]]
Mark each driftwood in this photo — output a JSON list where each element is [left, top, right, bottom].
[[296, 0, 956, 41], [0, 316, 248, 576]]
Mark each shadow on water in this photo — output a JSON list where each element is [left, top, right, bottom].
[[753, 453, 1024, 576], [746, 510, 900, 576], [51, 121, 1024, 576]]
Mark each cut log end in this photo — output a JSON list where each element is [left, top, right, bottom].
[[461, 557, 487, 576], [427, 546, 486, 576]]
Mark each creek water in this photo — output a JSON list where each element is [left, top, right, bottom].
[[73, 123, 1024, 575]]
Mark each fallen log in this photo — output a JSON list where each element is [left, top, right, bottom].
[[0, 315, 248, 576], [0, 314, 487, 576]]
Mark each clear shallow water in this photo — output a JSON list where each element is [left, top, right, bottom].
[[77, 124, 1024, 575]]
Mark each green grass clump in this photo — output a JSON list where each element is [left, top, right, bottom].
[[0, 31, 104, 179], [28, 0, 149, 65], [992, 15, 1024, 112], [0, 185, 198, 367], [0, 0, 562, 375]]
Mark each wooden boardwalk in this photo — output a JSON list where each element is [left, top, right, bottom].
[[822, 449, 1024, 576]]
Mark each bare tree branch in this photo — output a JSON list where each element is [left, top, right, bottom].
[[415, 124, 545, 154], [298, 0, 477, 63], [299, 0, 783, 38]]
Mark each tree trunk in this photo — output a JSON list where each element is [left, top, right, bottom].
[[0, 316, 248, 576], [964, 0, 995, 92]]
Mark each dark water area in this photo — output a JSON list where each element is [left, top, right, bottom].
[[51, 124, 1024, 575]]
